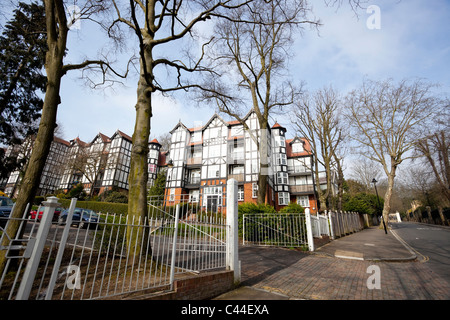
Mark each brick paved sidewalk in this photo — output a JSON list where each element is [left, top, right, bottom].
[[238, 246, 450, 300]]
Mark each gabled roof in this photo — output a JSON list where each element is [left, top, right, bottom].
[[53, 136, 71, 147], [200, 113, 230, 131], [170, 121, 190, 134], [70, 137, 88, 148], [285, 137, 312, 158], [110, 129, 132, 142], [90, 132, 111, 145]]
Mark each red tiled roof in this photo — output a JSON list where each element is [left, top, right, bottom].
[[53, 136, 71, 146], [117, 130, 132, 141], [73, 137, 88, 147], [272, 122, 285, 129], [158, 151, 168, 166], [98, 132, 111, 143], [285, 138, 312, 158]]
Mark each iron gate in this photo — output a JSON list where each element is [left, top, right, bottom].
[[1, 194, 230, 300]]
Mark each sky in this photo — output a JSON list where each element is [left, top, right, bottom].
[[3, 0, 450, 151], [49, 0, 450, 144]]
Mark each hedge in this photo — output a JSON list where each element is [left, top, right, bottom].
[[58, 199, 129, 215]]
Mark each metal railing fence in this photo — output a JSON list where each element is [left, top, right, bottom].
[[242, 213, 308, 248], [310, 213, 330, 238], [1, 190, 232, 300]]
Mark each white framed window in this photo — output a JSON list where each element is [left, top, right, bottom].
[[292, 142, 304, 153], [252, 183, 258, 198], [169, 188, 175, 201], [277, 172, 288, 185], [278, 192, 290, 205], [207, 165, 220, 178], [275, 136, 285, 148], [276, 153, 287, 165], [191, 131, 201, 142], [238, 186, 244, 201], [189, 190, 199, 203], [148, 164, 157, 174], [296, 195, 310, 207], [209, 145, 220, 157]]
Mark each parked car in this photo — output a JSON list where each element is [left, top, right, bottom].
[[58, 208, 101, 228], [0, 196, 14, 227], [29, 207, 63, 221]]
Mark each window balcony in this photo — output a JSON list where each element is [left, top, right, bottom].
[[287, 167, 311, 176], [228, 173, 244, 182], [185, 176, 201, 188], [227, 152, 245, 164], [186, 157, 202, 166], [289, 184, 315, 194]]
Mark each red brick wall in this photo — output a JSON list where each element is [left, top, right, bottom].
[[131, 271, 235, 300]]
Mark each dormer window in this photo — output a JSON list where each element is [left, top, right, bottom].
[[292, 141, 304, 153]]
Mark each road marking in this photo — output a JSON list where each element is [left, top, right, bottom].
[[364, 243, 375, 246], [334, 250, 364, 260]]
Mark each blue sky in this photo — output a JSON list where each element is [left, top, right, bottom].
[[3, 0, 450, 145]]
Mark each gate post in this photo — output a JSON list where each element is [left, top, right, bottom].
[[226, 179, 240, 283], [45, 198, 77, 300], [169, 204, 180, 289], [328, 211, 335, 240], [305, 208, 315, 251], [16, 196, 60, 300]]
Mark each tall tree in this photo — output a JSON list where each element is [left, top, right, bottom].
[[415, 130, 450, 205], [0, 0, 127, 274], [107, 0, 256, 255], [202, 0, 319, 203], [0, 1, 46, 177], [345, 78, 444, 227], [292, 86, 344, 212]]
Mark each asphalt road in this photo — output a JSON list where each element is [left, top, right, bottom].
[[391, 222, 450, 282]]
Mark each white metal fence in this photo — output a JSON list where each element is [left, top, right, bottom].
[[241, 209, 364, 251], [242, 213, 308, 248], [0, 180, 240, 300]]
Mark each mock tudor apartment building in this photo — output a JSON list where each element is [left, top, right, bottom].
[[2, 111, 319, 214], [3, 130, 166, 198], [164, 111, 318, 213]]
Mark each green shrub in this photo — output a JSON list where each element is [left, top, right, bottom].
[[98, 189, 128, 203], [238, 202, 276, 215], [279, 202, 305, 213], [58, 199, 129, 215]]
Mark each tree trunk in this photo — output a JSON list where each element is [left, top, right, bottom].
[[258, 125, 269, 204], [382, 165, 397, 230], [0, 17, 65, 271], [127, 48, 153, 259]]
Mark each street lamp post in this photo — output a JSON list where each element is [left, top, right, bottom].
[[372, 178, 387, 234]]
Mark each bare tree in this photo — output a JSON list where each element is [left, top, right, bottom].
[[64, 140, 109, 198], [201, 0, 319, 203], [349, 157, 383, 191], [0, 0, 128, 273], [292, 86, 344, 212], [416, 132, 450, 204], [106, 0, 259, 256], [345, 78, 444, 226]]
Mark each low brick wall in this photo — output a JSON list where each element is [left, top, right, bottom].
[[131, 270, 235, 300]]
